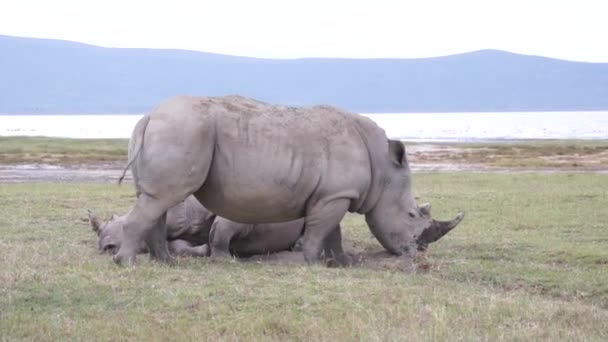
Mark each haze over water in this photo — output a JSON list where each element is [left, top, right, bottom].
[[0, 112, 607, 141]]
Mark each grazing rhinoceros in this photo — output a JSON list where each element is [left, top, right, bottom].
[[88, 195, 305, 258], [114, 95, 463, 272]]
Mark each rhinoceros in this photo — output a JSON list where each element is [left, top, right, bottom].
[[114, 95, 463, 272], [88, 195, 214, 257], [88, 195, 305, 258]]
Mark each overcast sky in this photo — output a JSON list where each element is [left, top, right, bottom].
[[1, 0, 606, 62]]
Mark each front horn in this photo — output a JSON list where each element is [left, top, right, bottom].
[[416, 212, 464, 251]]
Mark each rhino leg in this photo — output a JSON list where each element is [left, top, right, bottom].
[[113, 193, 178, 266], [323, 225, 352, 267], [209, 220, 244, 259], [302, 199, 350, 265], [168, 240, 210, 257], [144, 212, 174, 264]]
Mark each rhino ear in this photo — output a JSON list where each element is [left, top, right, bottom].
[[388, 139, 406, 167], [88, 210, 103, 235]]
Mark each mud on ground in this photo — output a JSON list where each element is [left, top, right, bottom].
[[243, 240, 432, 274]]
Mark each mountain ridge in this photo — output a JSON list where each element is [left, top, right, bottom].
[[2, 35, 607, 114]]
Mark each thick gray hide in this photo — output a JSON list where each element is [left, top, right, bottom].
[[116, 95, 462, 271], [89, 195, 304, 257], [209, 216, 305, 258]]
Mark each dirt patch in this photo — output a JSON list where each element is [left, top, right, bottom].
[[244, 249, 431, 273], [244, 240, 431, 274]]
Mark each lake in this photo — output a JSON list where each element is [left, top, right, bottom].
[[0, 112, 607, 141]]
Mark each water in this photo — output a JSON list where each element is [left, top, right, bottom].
[[0, 112, 607, 141]]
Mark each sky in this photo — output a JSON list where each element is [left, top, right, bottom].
[[1, 0, 607, 62]]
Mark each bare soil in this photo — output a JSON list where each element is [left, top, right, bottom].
[[244, 242, 432, 274]]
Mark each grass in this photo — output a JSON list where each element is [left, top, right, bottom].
[[2, 136, 608, 169], [1, 173, 608, 340], [410, 140, 608, 169], [0, 136, 128, 166]]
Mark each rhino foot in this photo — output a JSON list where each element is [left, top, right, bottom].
[[326, 253, 353, 268], [149, 251, 177, 265], [197, 244, 211, 257], [210, 249, 233, 261], [400, 255, 417, 274], [184, 244, 210, 258]]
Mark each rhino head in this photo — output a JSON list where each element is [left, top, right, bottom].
[[364, 140, 464, 262], [88, 210, 146, 255]]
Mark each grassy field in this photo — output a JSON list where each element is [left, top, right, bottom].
[[1, 173, 607, 340], [0, 136, 128, 166], [409, 140, 608, 170]]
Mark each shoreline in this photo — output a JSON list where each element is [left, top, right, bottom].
[[1, 163, 606, 184], [1, 137, 607, 183]]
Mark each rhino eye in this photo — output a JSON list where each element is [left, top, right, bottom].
[[408, 211, 416, 218]]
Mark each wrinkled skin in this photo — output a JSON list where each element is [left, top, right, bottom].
[[88, 195, 214, 258], [88, 196, 306, 258], [114, 95, 463, 271], [208, 216, 349, 266]]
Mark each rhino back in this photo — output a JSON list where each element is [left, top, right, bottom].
[[140, 95, 389, 222], [193, 96, 390, 223]]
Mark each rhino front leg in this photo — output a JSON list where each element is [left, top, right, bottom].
[[302, 199, 350, 265], [209, 219, 245, 259], [323, 225, 352, 267]]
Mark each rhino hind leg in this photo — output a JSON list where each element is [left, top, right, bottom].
[[323, 225, 352, 267], [144, 212, 174, 264], [301, 199, 350, 265], [114, 193, 183, 266]]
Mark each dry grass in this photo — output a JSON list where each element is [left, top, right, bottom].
[[409, 140, 608, 170], [2, 137, 608, 171], [1, 173, 608, 340]]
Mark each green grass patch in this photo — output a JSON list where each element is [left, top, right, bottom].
[[0, 136, 128, 166], [2, 136, 608, 170], [1, 173, 608, 340]]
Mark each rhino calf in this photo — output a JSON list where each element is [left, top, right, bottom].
[[207, 216, 352, 266], [209, 217, 304, 258], [88, 195, 214, 257], [88, 195, 306, 259]]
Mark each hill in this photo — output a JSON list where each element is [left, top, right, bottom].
[[1, 35, 608, 113]]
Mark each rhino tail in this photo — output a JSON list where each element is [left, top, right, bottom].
[[118, 114, 151, 185]]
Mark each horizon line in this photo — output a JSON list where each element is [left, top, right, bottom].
[[1, 33, 604, 64]]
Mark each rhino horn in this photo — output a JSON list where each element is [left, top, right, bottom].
[[416, 211, 464, 251]]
